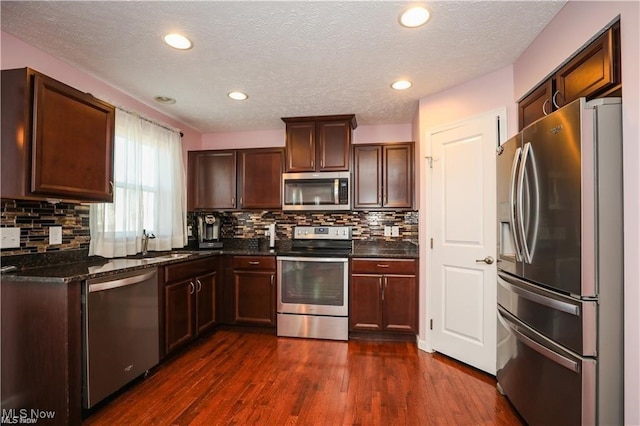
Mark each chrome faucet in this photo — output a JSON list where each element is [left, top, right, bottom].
[[142, 229, 156, 255]]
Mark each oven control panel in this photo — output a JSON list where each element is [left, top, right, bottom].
[[293, 226, 351, 240]]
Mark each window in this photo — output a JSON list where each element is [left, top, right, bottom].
[[89, 109, 186, 258]]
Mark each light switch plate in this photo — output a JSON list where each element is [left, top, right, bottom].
[[392, 226, 400, 237], [0, 227, 21, 249], [49, 226, 62, 245], [384, 226, 392, 237]]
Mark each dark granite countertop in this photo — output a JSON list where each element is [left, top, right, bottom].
[[1, 239, 418, 283], [351, 240, 419, 259]]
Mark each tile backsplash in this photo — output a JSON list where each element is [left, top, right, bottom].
[[0, 199, 90, 256], [191, 210, 419, 242], [1, 197, 418, 257]]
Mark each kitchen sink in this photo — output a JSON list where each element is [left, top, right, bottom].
[[122, 251, 193, 261]]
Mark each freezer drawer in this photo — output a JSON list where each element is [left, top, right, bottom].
[[497, 271, 596, 356], [497, 307, 595, 426]]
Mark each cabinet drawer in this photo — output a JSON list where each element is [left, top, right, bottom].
[[164, 257, 217, 283], [233, 255, 276, 271], [351, 258, 416, 275]]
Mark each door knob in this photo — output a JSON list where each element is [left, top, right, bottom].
[[476, 256, 494, 265]]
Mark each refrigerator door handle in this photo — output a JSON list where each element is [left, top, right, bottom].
[[509, 146, 523, 261], [497, 308, 580, 373], [517, 142, 540, 264]]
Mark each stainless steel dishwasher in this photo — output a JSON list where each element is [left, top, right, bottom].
[[82, 268, 159, 408]]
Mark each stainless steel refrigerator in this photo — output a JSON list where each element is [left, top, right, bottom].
[[496, 97, 623, 425]]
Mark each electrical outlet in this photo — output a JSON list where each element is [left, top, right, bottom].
[[384, 226, 392, 237], [49, 226, 62, 245], [392, 226, 400, 237], [0, 227, 21, 249]]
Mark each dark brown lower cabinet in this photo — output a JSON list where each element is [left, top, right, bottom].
[[164, 259, 217, 356], [233, 256, 276, 326], [1, 279, 82, 425], [350, 258, 417, 337]]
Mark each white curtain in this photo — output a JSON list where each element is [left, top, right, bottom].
[[89, 109, 187, 258]]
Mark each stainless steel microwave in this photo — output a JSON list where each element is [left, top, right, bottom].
[[282, 172, 351, 211]]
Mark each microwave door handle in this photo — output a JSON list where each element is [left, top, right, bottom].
[[334, 179, 339, 204], [510, 147, 523, 261]]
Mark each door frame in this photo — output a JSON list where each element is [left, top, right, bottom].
[[417, 107, 507, 355]]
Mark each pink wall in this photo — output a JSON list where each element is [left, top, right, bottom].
[[0, 31, 202, 162], [417, 65, 517, 136], [200, 123, 413, 151], [201, 129, 284, 150], [414, 64, 515, 350], [353, 124, 412, 144], [515, 2, 640, 423]]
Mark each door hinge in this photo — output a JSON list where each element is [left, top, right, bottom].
[[430, 238, 433, 249], [430, 319, 433, 330]]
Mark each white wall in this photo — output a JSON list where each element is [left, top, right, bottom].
[[514, 2, 640, 423]]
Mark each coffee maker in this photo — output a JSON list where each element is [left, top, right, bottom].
[[196, 213, 223, 249]]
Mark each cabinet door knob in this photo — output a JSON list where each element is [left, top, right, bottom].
[[552, 90, 561, 109], [542, 99, 550, 116]]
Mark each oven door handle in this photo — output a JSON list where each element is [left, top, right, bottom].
[[277, 256, 349, 263]]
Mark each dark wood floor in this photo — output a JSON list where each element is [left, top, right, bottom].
[[84, 328, 523, 425]]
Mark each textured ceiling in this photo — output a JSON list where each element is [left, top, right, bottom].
[[1, 1, 565, 133]]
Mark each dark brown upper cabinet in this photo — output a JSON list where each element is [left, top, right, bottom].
[[237, 148, 284, 210], [518, 22, 620, 130], [554, 24, 620, 108], [353, 142, 414, 210], [1, 68, 115, 202], [187, 150, 237, 210], [282, 115, 357, 172], [518, 80, 554, 131]]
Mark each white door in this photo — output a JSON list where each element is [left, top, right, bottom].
[[428, 110, 502, 374]]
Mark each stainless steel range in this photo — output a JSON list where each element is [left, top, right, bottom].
[[276, 226, 351, 341]]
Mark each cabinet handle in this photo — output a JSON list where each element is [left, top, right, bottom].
[[240, 197, 243, 206], [270, 275, 274, 286], [320, 159, 323, 168], [109, 181, 114, 195], [377, 264, 390, 268], [542, 99, 550, 116], [311, 160, 314, 168], [189, 281, 195, 295], [552, 90, 560, 109], [382, 277, 387, 301], [231, 197, 235, 206], [196, 279, 202, 292], [248, 261, 260, 265]]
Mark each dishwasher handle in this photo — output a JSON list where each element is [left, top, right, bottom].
[[88, 270, 157, 293]]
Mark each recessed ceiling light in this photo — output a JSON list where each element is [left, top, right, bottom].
[[228, 91, 248, 101], [163, 33, 193, 50], [154, 96, 176, 104], [399, 6, 430, 28], [391, 80, 412, 90]]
